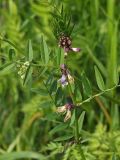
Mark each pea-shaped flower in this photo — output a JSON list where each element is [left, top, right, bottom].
[[58, 64, 74, 87], [57, 103, 74, 122], [59, 34, 81, 56]]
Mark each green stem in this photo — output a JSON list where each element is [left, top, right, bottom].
[[75, 108, 79, 142], [67, 82, 86, 160], [67, 81, 79, 142], [107, 0, 117, 90], [65, 61, 79, 142], [65, 61, 86, 159], [76, 84, 120, 107]]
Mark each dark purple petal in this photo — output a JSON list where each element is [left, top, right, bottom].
[[60, 64, 70, 76], [59, 74, 68, 86], [65, 103, 74, 110], [60, 64, 66, 70], [60, 74, 66, 83], [64, 47, 81, 53], [64, 47, 71, 52]]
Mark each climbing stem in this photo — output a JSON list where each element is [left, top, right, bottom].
[[67, 82, 86, 160], [67, 81, 79, 142]]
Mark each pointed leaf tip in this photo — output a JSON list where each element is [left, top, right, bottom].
[[94, 66, 105, 91], [28, 40, 33, 62]]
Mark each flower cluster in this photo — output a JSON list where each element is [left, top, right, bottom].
[[58, 64, 74, 87], [57, 103, 74, 122], [56, 33, 80, 122], [17, 61, 30, 79], [58, 34, 80, 56]]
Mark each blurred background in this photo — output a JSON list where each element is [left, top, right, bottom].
[[0, 0, 120, 160]]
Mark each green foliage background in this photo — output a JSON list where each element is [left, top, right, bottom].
[[0, 0, 120, 159]]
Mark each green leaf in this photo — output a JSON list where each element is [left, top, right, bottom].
[[0, 63, 15, 75], [68, 23, 75, 36], [81, 73, 92, 97], [41, 36, 49, 64], [75, 88, 82, 102], [23, 65, 33, 85], [9, 0, 17, 15], [113, 69, 119, 86], [0, 37, 24, 54], [49, 80, 57, 95], [66, 15, 72, 29], [55, 87, 63, 105], [56, 48, 64, 66], [86, 46, 106, 77], [78, 111, 85, 134], [38, 67, 47, 78], [28, 40, 33, 62], [54, 134, 73, 142], [46, 72, 54, 85], [50, 123, 68, 135], [61, 5, 64, 17], [94, 66, 105, 91], [9, 48, 16, 60], [112, 154, 117, 160], [31, 88, 48, 96], [70, 110, 75, 126], [0, 151, 45, 160]]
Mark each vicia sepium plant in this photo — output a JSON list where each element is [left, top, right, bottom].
[[50, 6, 86, 159], [0, 4, 120, 160]]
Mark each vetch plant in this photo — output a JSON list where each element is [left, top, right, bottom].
[[0, 2, 120, 160], [50, 8, 87, 159]]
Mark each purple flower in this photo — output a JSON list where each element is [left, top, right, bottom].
[[58, 64, 74, 87], [58, 74, 68, 87], [60, 64, 67, 71], [57, 103, 74, 122], [64, 47, 71, 53], [60, 64, 69, 75], [58, 35, 81, 56], [64, 47, 81, 53]]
